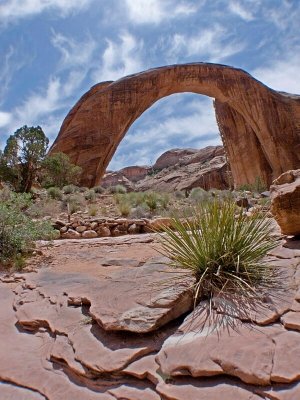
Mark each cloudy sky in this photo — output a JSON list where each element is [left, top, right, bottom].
[[0, 0, 299, 169]]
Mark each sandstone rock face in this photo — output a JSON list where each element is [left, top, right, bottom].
[[153, 148, 198, 170], [101, 145, 229, 192], [50, 63, 300, 188], [137, 150, 229, 192], [271, 169, 300, 236]]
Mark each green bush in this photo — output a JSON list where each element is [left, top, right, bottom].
[[63, 184, 80, 194], [158, 200, 277, 308], [109, 184, 127, 194], [189, 187, 211, 203], [64, 193, 84, 214], [41, 152, 82, 188], [238, 176, 267, 193], [84, 189, 96, 202], [88, 204, 98, 216], [94, 185, 105, 194], [118, 201, 131, 217], [47, 186, 63, 200], [144, 191, 159, 211], [0, 190, 55, 268]]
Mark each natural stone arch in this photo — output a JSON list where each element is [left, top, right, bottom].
[[50, 63, 300, 188]]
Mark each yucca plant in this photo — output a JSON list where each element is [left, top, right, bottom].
[[158, 200, 278, 309]]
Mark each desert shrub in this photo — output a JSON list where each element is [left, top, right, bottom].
[[109, 184, 127, 194], [159, 193, 170, 210], [88, 204, 98, 216], [0, 191, 55, 268], [189, 187, 211, 203], [158, 200, 277, 308], [118, 201, 131, 217], [64, 193, 85, 214], [26, 198, 61, 218], [47, 186, 63, 200], [63, 184, 80, 194], [174, 190, 185, 199], [94, 185, 105, 194], [238, 176, 267, 193], [130, 203, 150, 219], [84, 189, 96, 202], [144, 191, 159, 211]]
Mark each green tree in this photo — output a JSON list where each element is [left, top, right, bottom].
[[0, 125, 49, 192], [41, 152, 82, 188]]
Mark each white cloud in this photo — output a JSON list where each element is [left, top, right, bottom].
[[228, 1, 254, 21], [92, 32, 144, 82], [167, 25, 245, 63], [0, 111, 12, 128], [0, 0, 93, 22], [125, 0, 199, 24], [6, 66, 87, 139], [51, 31, 97, 69], [252, 53, 300, 94]]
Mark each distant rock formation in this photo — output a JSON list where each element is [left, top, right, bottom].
[[50, 63, 300, 188], [100, 145, 230, 192]]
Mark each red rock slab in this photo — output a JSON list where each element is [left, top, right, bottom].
[[108, 385, 161, 400], [0, 383, 45, 400], [0, 283, 113, 400], [156, 378, 262, 400], [156, 306, 287, 386], [124, 354, 162, 385], [85, 262, 193, 333], [14, 285, 168, 376], [281, 311, 300, 331], [259, 381, 300, 400], [272, 331, 300, 383]]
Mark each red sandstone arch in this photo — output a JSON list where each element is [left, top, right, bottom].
[[50, 63, 300, 188]]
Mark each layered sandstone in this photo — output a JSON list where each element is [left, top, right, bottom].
[[1, 233, 300, 399], [100, 145, 229, 192], [50, 63, 300, 188]]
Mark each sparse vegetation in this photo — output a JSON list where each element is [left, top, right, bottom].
[[0, 189, 55, 269], [159, 200, 277, 308], [84, 189, 96, 202], [47, 186, 63, 200], [63, 184, 80, 194], [238, 176, 267, 193], [118, 200, 131, 217], [109, 184, 127, 194]]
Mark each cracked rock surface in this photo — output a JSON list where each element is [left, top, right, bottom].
[[1, 231, 300, 399]]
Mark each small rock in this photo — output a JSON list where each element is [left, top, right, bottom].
[[128, 224, 140, 234], [60, 226, 67, 233], [61, 229, 81, 239], [91, 222, 98, 230], [82, 230, 97, 238], [76, 225, 87, 233], [97, 226, 111, 237]]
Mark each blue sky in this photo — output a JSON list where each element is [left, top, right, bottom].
[[0, 0, 299, 169]]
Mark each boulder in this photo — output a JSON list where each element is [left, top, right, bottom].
[[82, 230, 98, 239], [97, 226, 111, 237], [61, 229, 81, 239], [271, 169, 300, 236]]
